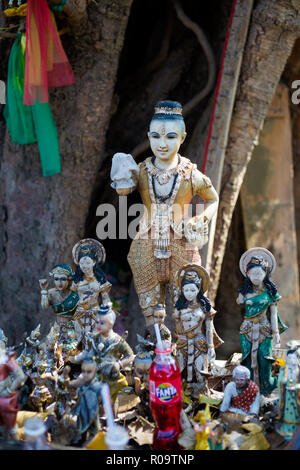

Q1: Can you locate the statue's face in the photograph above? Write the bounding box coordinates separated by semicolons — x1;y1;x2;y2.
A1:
79;255;96;275
134;358;152;388
154;309;166;324
182;282;200;302
54;274;69;291
96;315;113;335
148;119;186;162
287;352;299;368
247;266;266;286
234;373;249;390
82;363;96;383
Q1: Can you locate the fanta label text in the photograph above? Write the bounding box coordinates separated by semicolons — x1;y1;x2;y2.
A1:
156;383;178;402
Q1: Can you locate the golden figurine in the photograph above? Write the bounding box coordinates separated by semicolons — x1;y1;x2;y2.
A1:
110;100;219;327
173;264;223;390
70;239;112;342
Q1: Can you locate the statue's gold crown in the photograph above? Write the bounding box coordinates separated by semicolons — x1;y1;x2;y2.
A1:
154;105;183;115
50;267;71;277
184;271;200;283
80;247;93;255
250;256;268;268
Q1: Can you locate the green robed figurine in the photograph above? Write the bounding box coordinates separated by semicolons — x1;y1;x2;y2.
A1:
236;248;288;395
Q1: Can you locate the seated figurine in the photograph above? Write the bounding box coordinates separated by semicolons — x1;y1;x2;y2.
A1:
0;329;26;438
220;365;260;416
70;306;134;401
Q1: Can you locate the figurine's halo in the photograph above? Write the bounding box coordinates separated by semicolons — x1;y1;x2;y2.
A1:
72;238;106;266
239;247;276;277
174;263;210;293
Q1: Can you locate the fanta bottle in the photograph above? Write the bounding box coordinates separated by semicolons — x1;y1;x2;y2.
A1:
149;340;182;450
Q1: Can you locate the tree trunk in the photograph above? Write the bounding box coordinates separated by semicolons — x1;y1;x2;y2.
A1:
209;0;300;302
0;0;133;342
187;0;254;271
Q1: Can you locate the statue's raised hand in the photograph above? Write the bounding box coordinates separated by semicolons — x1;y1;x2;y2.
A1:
110;153;140;195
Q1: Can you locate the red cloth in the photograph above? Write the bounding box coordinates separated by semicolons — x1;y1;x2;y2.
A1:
231;381;259;413
24;0;75;105
0;357;20;429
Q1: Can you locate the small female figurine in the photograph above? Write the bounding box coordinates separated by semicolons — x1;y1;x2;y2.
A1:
39;263;81;356
173;264;223;388
237;248;288;395
39;264;79;321
71;239;112;341
277;345;300;439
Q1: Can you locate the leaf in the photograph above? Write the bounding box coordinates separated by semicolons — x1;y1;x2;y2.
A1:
128;418;154;446
198;393;222;406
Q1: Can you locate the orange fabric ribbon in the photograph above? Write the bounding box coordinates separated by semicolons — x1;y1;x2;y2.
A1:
24;0;74;105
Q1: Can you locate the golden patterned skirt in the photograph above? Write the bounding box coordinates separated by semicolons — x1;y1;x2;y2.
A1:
127;231;201;295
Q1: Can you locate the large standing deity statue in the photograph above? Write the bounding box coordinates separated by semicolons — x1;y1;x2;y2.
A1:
110;101;219;326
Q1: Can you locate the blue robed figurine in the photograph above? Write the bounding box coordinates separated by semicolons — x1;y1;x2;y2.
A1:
277;343;300;440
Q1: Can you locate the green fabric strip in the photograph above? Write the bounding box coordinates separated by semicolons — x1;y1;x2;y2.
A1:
31;102;61;176
4;34;36;144
4;34;61;177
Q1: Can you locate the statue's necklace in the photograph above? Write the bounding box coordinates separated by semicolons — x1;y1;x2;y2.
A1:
151;157;179;202
151;174;178;202
151;156;179;185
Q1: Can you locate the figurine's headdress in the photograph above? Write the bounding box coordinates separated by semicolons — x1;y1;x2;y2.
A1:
152;100;184;122
154;101;183;116
286;340;300;359
153;304;166;313
72;238;106;266
174;264;210;293
97;305;116;324
49;263;74;279
286;339;300;351
0;328;8;345
239;247;276;278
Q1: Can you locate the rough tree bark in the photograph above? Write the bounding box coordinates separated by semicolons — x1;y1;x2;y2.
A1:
209;0;300;301
0;0;133;342
187;0;254;271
